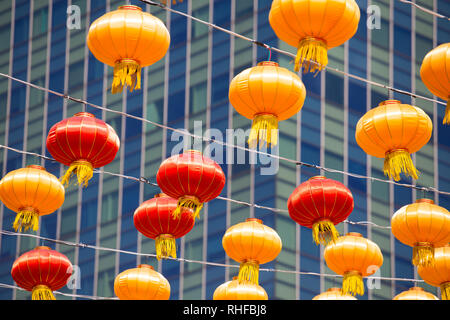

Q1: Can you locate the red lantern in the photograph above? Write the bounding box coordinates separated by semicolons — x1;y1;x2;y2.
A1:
46;112;120;187
156;150;226;220
133;193;195;260
287;176;354;245
11;246;73;300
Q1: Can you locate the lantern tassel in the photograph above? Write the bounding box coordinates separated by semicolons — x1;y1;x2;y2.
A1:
172;196;203;220
111;59;141;94
248;114;278;149
155;234;176;260
443;101;450;125
384;149;419;181
238;260;260;285
295;37;328;74
342;271;364;296
441;282;450;300
412;244;434;267
13;209;39;232
32;285;56;300
312;220;339;246
60;160;94;188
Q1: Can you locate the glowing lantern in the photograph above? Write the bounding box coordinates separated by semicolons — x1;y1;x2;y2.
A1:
229;61;306;148
11;246;73;300
312;287;357;300
355;100;432;181
392;287;439;300
324;232;383;296
46;112;120;188
213;276;269;300
156;150;226;220
417;245;450;300
222;218;282;285
268;0;360;73
0;165;65;232
133;193;195;260
391;199;450;267
114;264;170;300
287;176;354;245
87;5;170;94
420;43;450;124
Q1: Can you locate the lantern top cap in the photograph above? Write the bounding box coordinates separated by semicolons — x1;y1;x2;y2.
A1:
118;5;142;11
257;61;279;67
184;149;202;154
232;276;238;280
26;165;46;171
309;176;327;180
137;264;154;270
34;246;51;250
154;193;169;198
326;287;342;293
409;287;424;291
73;112;95;118
347;232;362;238
379;100;401;106
246;218;263;224
415;198;434;204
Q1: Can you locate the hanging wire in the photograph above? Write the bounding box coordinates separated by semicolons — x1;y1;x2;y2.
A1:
398;0;450;21
0;73;448;200
0;229;424;284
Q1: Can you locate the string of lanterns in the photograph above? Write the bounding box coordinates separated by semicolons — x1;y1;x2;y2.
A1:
1;0;449;300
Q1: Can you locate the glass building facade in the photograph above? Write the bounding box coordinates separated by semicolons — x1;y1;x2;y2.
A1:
0;0;449;300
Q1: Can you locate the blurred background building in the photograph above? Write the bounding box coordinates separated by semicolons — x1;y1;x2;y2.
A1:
0;0;449;300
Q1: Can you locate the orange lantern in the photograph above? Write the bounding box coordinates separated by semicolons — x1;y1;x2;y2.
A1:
418;245;450;300
229;61;306;148
222;218;282;285
355;100;432;181
391;199;450;267
213;277;268;300
114;264;170;300
312;287;357;300
268;0;360;73
420;43;450;124
324;232;383;296
392;287;439;300
87;5;170;94
0;165;65;232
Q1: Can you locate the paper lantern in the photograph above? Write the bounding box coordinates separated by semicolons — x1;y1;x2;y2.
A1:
269;0;360;73
324;232;383;296
355;100;432;181
391;199;450;267
222;218;282;285
420;43;450;124
46;112;120;187
114;264;170;300
312;287;357;300
417;245;450;300
87;5;170;94
392;287;439;300
133;193;195;260
11;246;73;300
0;165;65;232
156;150;226;220
229;61;306;148
287;176;354;245
213;277;268;300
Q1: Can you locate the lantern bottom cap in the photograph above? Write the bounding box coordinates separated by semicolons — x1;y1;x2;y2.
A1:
32;285;56;300
111;59;141;94
248;114;278;150
383;149;419;181
13;208;39;232
311;219;339;246
155;234;177;260
172;196;203;220
342;271;364;296
295;37;328;73
238;260;260;285
61;160;94;188
412;244;434;267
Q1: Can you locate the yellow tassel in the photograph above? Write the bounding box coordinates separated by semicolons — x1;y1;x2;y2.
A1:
155;234;177;260
238;260;259;285
295;37;328;73
13;209;39;232
111;59;141;94
312;220;339;246
31;285;56;300
441;282;450;300
172;196;203;220
248;114;278;149
384;149;419;181
60;160;93;188
342;271;364;296
443;101;450;125
412;244;434;267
